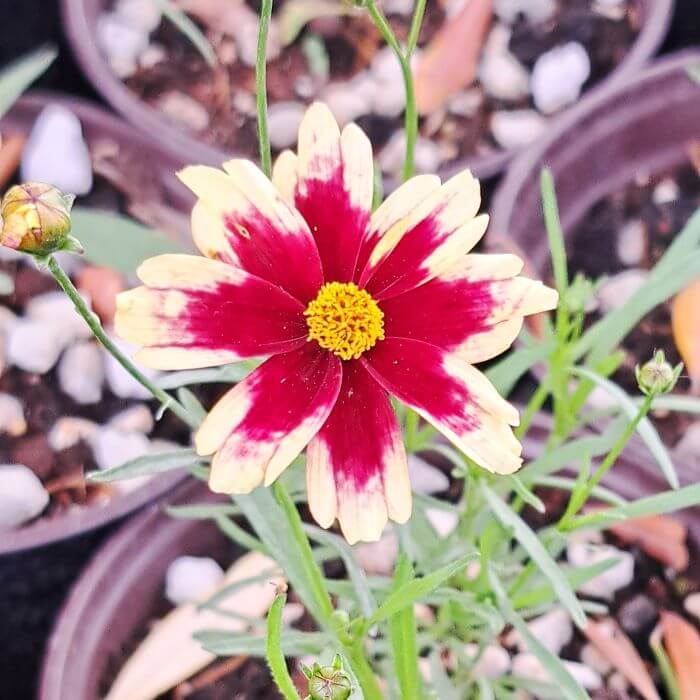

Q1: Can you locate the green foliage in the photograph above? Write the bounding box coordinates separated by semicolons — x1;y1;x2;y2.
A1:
0;45;56;119
266;593;303;700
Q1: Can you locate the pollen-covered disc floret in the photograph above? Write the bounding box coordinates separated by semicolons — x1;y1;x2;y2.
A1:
304;281;385;360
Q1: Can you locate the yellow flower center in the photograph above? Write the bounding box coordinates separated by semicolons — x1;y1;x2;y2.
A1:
304;282;385;360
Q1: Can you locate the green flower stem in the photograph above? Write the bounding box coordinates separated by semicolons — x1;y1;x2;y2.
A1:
366;0;418;182
256;0;274;178
406;0;427;56
46;255;199;430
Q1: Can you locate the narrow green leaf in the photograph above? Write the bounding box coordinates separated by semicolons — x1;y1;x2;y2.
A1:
154;0;217;66
166;502;240;519
0;45;56;118
70;207;183;276
509;475;545;513
428;650;459;700
540;168;568;297
488;567;590;700
215;514;269;555
388;555;423;700
477;678;496;700
572;366;678;489
368;554;473;626
482;484;586;629
176;387;207;424
87;447;201;482
278;0;356;45
266;594;302;700
645;394;700;414
196;629;329;656
157;362;256;389
535;476;626;507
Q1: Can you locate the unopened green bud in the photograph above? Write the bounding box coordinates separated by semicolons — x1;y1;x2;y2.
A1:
563;273;596;315
303;654;352;700
0;182;80;256
635;350;682;396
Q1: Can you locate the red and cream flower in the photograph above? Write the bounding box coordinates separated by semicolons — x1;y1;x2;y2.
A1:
115;103;557;544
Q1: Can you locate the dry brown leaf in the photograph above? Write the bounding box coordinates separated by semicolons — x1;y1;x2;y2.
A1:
609;515;688;572
414;0;493;115
106;552;282;700
671;278;700;394
661;611;700;700
585;618;661;700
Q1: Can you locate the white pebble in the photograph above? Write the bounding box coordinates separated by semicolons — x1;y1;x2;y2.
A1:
323;83;372;126
115;0;162;33
684;592;700;621
531;42;591;115
21;104;93;195
384;0;414;15
158;92;210;132
580;643;612;676
653;177;680;205
109;404;155;434
58;342;104;405
355;532;398;575
90;426;150;471
491;109;546;149
104;334;161;400
567;540;634;599
47;417;99;451
408;455;449;494
6;320;63;373
139;43;167;69
448;89;483;118
465;643;511;679
479;25;530;101
96;11;149;78
513;654;601;691
0;393;26;437
268;102;306;150
617;219;647;266
564;661;603;691
494;0;555;23
26;291;93;347
369;47;409;117
596;269;649;312
165;555;225;605
379;130;441;175
234;12;281;67
426;508;459;537
0;464;49;528
508;608;572;654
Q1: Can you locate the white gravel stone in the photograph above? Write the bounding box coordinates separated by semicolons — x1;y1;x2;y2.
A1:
26;291;93;347
491;109;546;150
268;102;306;150
494;0;556;24
408;454;449;494
58;342;104;405
355;532;398;575
596;269;649;312
426;508;459;537
108;404;155;434
47;417;99;451
0;393;26;437
508;608;573;654
0;464;49;528
21;104;93;195
448;89;483;118
465;643;511;679
567;540;634;599
684;592;700;621
139;43;167;69
369;47;409;117
479;25;530;102
617;219;647;266
379;130;441;175
580;643;612;675
90;426;151;471
384;0;415;15
97;11;149;78
115;0;162;32
653;177;681;205
565;661;603;691
531;42;591;115
158;92;210;132
165;555;225;605
513;654;602;692
6;320;63;373
323;83;372;126
234;12;281;67
104;334;161;400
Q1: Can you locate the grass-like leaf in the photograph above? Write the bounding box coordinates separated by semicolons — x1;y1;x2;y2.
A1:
87;447;202;483
482;483;586;628
0;45;56;119
266;593;302;700
154;0;217;66
157;362;256;389
196;629;329;656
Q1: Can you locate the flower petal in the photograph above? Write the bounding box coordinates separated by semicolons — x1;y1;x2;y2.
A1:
271;149;298;205
293;102;374;282
179;160;323;303
306;361;410;544
363;338;522;474
360;169;485;299
197;344;342;494
382;255;558;362
115;254;307;369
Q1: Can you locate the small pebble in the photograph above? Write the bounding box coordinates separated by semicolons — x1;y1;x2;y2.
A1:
531;42;591;115
6;320;63;373
494;0;555;24
567;540;634;599
0;393;26;437
0;464;50;528
90;426;150;471
47;417;99;452
479;25;530;101
231;90;257;117
96;11;149;77
21;104;93;195
617;219;647;266
115;0;162;33
355;532;398;575
618;594;657;637
491;110;546;150
684;592;700;621
158;92;210;132
234;12;281;67
139;43;167;70
513;654;602;691
580;643;612;676
58;342;104;405
465;643;511;679
26;291;93;347
564;661;603;691
323;83;372;126
379;130;441;175
408;454;449;494
109;404;155;434
447;89;483;118
608;671;630;694
653;177;681;205
596;269;649;312
507;607;572;654
384;0;414;15
104;334;160;400
369;47;408;117
165;555;225;605
268;102;306;150
425;508;459;537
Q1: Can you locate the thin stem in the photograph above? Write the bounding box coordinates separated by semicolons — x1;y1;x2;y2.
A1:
366;1;418;181
345;644;385;699
46;256;199;430
256;0;274;177
515;380;550;439
406;0;427;56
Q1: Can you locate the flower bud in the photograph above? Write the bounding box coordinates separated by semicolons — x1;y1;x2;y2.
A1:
0;182;79;256
303;654;352;700
635;350;683;396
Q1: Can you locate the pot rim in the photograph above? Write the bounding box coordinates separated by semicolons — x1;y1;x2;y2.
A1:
0;90;191;555
39;409;697;700
60;0;674;180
